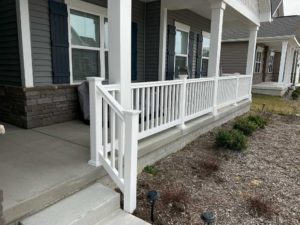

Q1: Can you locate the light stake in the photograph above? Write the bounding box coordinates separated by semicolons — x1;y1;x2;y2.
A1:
147;191;158;222
201;211;216;225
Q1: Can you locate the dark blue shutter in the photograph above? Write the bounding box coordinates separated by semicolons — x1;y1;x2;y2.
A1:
49;0;70;84
196;32;203;78
131;22;138;81
166;25;176;80
188;31;195;77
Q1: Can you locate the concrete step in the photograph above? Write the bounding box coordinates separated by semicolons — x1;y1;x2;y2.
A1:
20;183;119;225
96;209;151;225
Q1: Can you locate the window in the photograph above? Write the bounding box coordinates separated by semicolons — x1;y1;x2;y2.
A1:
268;52;275;73
254;48;263;73
67;1;108;83
174;22;190;77
201;32;210;77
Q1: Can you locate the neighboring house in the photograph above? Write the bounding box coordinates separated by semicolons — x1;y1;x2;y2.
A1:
0;0;271;224
221;0;300;96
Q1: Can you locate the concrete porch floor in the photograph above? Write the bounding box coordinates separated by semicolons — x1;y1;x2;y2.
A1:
252;82;291;96
0;120;102;224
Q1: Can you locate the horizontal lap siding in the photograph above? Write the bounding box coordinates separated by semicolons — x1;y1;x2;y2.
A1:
221;42;248;75
132;0;145;82
29;0;55;86
167;10;211;77
145;1;160;81
0;0;21;86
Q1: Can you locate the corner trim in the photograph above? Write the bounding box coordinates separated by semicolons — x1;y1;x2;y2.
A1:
16;0;34;88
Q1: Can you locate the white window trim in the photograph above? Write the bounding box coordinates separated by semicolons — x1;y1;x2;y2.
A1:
65;0;108;84
174;21;190;77
201;31;210;77
255;47;263;73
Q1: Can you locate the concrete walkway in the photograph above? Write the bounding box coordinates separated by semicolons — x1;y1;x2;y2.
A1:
0;121;101;223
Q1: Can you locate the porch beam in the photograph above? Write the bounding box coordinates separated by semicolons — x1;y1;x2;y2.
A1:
246;26;259;76
108;0;132;109
158;0;168;81
16;0;34;88
278;41;288;84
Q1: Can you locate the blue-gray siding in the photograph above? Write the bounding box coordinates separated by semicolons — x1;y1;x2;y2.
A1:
145;1;161;81
0;0;21;86
220;42;248;75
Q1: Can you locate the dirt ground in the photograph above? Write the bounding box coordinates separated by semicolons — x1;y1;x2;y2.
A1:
134;114;300;225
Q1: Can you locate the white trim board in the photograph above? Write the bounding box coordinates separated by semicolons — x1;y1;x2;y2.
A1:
16;0;34;87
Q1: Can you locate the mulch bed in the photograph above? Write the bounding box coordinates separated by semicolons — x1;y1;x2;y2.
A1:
134;114;300;225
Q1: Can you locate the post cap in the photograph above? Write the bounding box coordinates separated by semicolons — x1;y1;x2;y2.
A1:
178;75;188;80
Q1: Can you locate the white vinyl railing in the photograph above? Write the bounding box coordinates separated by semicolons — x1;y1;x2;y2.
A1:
88;77;139;213
217;75;252;108
131;80;182;139
88;74;252;213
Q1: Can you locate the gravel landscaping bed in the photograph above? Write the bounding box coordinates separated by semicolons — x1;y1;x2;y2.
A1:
134;114;300;225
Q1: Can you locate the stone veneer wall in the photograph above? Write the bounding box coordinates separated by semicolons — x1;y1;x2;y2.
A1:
0;85;80;129
0;190;4;225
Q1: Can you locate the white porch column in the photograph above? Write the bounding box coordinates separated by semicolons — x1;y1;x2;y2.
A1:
278;41;288;84
108;0;132;109
285;47;294;84
246;26;259;75
208;1;226;77
208;1;226;115
158;0;168;81
295;50;300;85
16;0;34;87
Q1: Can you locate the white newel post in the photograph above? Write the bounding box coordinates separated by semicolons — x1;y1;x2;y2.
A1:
87;77;105;167
178;75;188;129
208;1;226;115
158;0;168;81
278;41;288;84
246;26;259;100
108;0;132;109
123;110;140;213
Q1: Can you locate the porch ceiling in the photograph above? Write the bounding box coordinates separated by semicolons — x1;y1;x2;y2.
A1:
165;0;257;28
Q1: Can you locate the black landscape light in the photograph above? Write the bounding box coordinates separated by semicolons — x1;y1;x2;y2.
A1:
201;212;216;225
147;190;158;222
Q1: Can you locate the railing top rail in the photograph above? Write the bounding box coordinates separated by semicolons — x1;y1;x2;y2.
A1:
96;85;125;120
131;79;183;88
219;75;239;80
104;84;120;91
186;77;215;83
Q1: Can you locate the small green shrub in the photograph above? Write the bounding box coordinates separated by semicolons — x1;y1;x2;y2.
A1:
248;114;268;129
216;129;247;151
233;117;259;136
291;90;299;100
143;165;159;175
